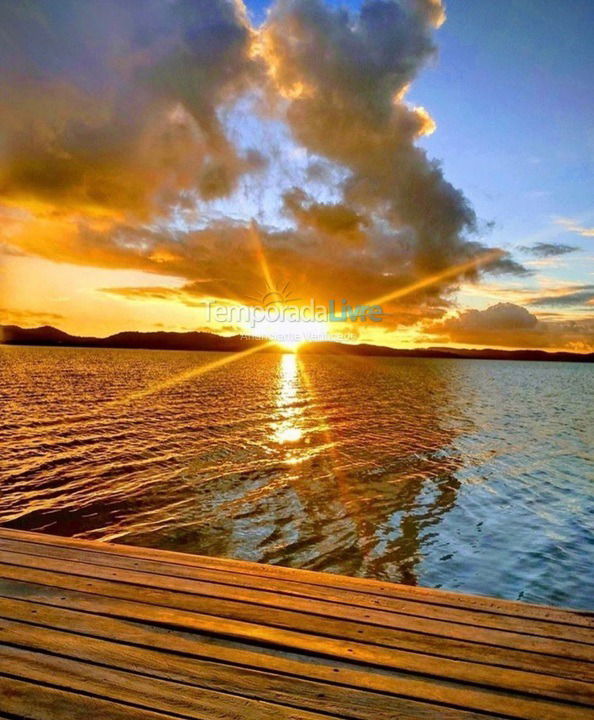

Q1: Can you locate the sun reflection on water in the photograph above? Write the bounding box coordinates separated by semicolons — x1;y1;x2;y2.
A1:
276;426;302;444
2;347;593;607
274;353;305;457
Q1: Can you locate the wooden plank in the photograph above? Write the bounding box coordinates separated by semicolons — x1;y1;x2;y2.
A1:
0;616;505;720
0;535;588;646
0;549;592;682
0;597;585;720
0;574;591;708
0;530;591;720
1;544;592;660
0;675;180;720
0;645;346;720
1;528;590;628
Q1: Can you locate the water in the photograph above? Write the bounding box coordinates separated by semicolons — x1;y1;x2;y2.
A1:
1;345;592;608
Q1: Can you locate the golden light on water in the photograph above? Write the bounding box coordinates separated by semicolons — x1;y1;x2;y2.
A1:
109;341;277;407
276;426;303;443
31;247;508;421
274;353;305;457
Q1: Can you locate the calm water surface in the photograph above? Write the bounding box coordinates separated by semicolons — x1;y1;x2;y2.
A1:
1;346;592;608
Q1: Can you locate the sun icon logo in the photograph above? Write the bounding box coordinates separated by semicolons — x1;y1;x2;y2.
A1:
247;281;301;309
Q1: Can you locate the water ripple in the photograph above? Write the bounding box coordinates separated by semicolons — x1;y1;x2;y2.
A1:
1;346;593;608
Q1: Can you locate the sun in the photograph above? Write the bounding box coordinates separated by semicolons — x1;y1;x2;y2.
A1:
251;317;330;351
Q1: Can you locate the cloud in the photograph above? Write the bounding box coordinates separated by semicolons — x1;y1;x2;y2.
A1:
89;219;450;322
2;200;500;329
0;0;528;337
283;188;369;245
0;243;26;257
259;0;524;283
427;302;594;351
443;303;539;331
0;308;64;326
555;218;594;238
527;285;594;307
0;0;260;218
99;284;207;308
519;242;578;258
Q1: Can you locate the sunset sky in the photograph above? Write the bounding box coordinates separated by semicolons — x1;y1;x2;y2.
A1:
1;0;593;351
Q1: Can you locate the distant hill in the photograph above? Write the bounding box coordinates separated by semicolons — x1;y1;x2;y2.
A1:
2;324;593;363
0;325;264;353
300;341;594;363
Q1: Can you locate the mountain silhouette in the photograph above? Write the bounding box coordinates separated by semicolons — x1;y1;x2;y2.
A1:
1;325;593;363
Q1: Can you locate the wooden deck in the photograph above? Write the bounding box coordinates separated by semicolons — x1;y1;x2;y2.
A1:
0;529;591;720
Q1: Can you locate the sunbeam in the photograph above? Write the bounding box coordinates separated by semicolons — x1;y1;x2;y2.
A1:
108;341;277;408
367;250;504;308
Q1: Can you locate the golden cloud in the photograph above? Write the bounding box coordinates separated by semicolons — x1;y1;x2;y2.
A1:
426;302;594;352
1;0;532;340
0;0;261;219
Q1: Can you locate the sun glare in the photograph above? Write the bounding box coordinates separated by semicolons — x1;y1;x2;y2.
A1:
252;317;330;351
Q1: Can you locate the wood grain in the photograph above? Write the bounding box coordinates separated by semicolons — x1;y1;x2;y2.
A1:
0;536;590;650
1;528;590;627
0;562;592;705
0;528;591;720
0;595;562;720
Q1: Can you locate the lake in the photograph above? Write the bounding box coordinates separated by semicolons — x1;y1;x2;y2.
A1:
1;345;592;608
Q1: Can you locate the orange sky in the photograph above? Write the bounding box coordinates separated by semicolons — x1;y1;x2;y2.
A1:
1;0;593;353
